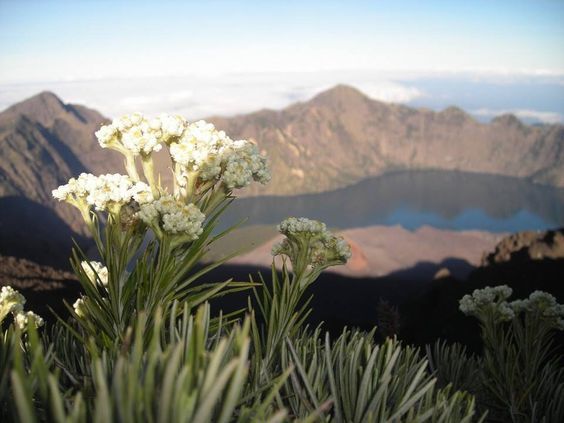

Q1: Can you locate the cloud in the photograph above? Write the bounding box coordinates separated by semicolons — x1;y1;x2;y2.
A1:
356;81;424;103
0;71;559;125
472;108;563;124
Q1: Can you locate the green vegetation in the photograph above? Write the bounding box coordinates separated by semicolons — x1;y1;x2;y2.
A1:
1;114;562;422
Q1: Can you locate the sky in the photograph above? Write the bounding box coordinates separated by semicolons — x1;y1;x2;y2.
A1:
0;0;563;122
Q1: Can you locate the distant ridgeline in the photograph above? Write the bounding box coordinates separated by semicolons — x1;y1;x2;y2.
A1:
0;87;563;266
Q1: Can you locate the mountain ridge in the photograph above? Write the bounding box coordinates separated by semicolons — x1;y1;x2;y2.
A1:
0;86;563;238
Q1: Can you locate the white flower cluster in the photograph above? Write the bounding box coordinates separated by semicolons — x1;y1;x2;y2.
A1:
277;217;327;236
510;291;564;330
81;261;109;286
0;286;43;329
138;195;205;239
95;113;164;156
0;286;25;319
168;120;270;189
272;217;352;270
222;140;271;189
52;173;153;212
14;311;44;330
459;285;515;322
96;114;270;190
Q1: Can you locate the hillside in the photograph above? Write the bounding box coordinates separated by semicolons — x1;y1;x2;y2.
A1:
209;85;564;195
0;92;121;234
0;87;562;267
226;225;503;280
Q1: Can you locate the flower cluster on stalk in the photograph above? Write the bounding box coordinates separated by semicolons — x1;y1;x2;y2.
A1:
459;285;564;329
510;291;564;330
0;286;43;330
53;113;270;242
271;217;352;278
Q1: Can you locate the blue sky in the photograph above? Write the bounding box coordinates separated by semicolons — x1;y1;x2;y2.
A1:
0;0;563;121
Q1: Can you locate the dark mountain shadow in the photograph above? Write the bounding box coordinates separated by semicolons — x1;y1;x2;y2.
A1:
0;196;90;269
202;256;564;352
402;257;564;353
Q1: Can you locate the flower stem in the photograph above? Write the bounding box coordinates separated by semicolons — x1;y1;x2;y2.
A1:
141;155;158;197
124;154;140;181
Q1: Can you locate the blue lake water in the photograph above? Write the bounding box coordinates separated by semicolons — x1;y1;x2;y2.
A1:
221;171;564;232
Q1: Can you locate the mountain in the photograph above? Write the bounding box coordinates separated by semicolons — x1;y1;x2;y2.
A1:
0;91;122;234
209;84;564;195
0;87;563;267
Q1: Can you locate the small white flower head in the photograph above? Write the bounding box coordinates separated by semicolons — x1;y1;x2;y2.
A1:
272;217;352;272
81;261;108;286
159;113;186;142
137;195;205;240
73;298;86;318
97;113;164;156
221;141;271;189
168;120;270;191
277;217;327;236
509;299;529;314
169;120;232;182
53;173;134;214
15;311;44;330
52;173;93;203
0;286;26;322
121;118;163;155
95;123;119;149
459;285;514;322
512;291;564;330
83;173;135;212
128;181;154;205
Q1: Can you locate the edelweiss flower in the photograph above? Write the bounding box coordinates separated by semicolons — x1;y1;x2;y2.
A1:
81;261;109;286
14;311;44;330
278;217;327;236
510;291;564;329
128;181;154;204
222;141;271;189
0;286;43;330
169;120;270;191
272;217;352;273
0;286;25;322
459;285;515;322
159;113;187;142
96;113;163;156
138;195;205;240
84;173;134;211
53;174;153;215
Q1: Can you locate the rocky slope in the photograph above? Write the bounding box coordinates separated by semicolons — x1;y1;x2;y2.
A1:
2;86;563;210
0;92;121;234
481;227;564;265
1;88;562;267
0;255;80;320
210;85;564;195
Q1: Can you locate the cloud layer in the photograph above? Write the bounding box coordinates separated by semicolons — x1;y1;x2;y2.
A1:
0;71;561;124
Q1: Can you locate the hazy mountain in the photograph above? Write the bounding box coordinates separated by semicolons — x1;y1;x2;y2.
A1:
0;87;562;255
209;84;564;195
0;91;121;234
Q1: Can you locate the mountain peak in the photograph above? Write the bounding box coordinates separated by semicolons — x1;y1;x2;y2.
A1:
311;84;369;105
4;91;68;126
491;113;524;127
